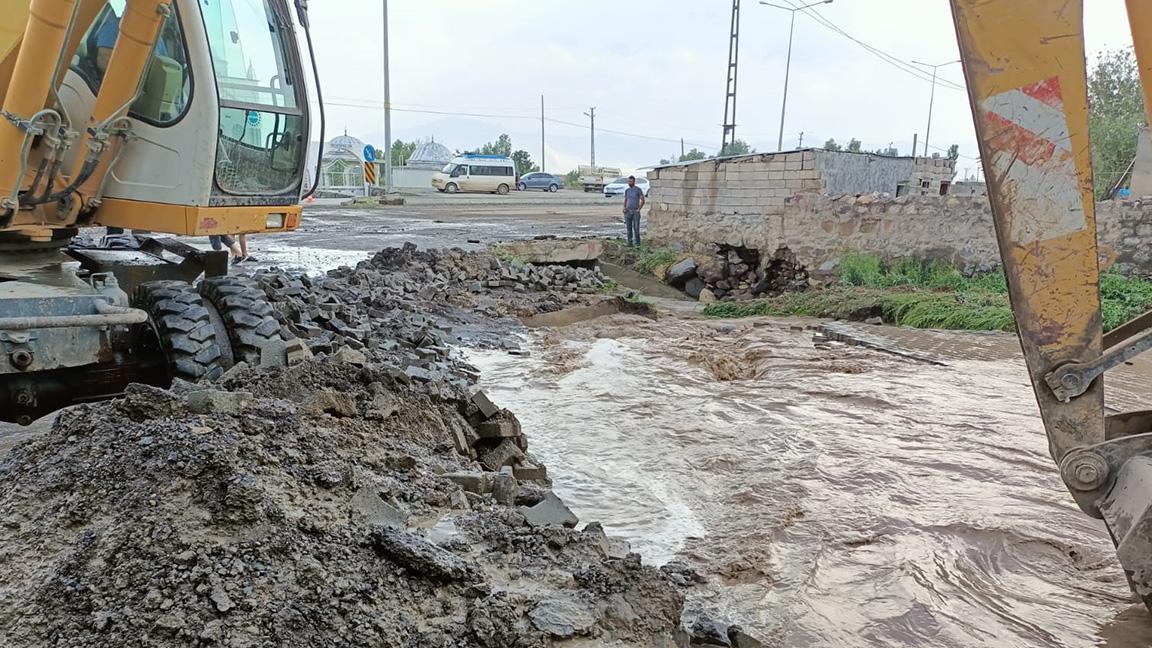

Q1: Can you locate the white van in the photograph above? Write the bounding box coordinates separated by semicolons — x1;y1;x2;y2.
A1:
432;154;517;194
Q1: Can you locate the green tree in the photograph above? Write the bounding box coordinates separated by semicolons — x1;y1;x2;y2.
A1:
846;138;862;153
824;138;842;152
720;139;753;156
1089;49;1146;199
511;150;539;174
946;144;959;161
564;169;581;188
385;140;418;168
679;148;707;162
479;134;513;157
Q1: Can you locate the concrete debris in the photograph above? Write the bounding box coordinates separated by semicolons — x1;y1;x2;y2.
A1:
479;438;525;471
443;471;493;495
529;595;598;638
185;389;253;415
491;469;519;507
350;486;406;528
371;526;480;582
0;242;711;647
476;411;522;438
521;490;579;528
470;389;501;419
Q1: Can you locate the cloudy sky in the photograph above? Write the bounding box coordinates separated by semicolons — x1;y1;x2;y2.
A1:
305;1;1136;178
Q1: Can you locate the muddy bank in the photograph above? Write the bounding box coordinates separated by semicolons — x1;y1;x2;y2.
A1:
0;246;719;648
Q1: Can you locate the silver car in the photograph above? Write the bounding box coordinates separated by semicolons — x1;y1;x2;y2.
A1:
603;176;649;197
516;172;563;192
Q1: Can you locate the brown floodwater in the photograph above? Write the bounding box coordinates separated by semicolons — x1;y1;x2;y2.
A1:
469;315;1152;647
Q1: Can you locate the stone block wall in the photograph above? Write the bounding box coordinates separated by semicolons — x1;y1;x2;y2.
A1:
645;181;1152;277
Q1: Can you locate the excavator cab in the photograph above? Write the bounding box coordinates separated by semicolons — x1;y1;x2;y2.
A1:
0;0;321;423
951;0;1152;613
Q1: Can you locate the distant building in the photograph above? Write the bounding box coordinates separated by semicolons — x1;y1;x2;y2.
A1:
306;132;369;197
405;139;453;170
651;149;957;201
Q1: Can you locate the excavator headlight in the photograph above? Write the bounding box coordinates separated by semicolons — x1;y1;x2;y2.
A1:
265;213;286;229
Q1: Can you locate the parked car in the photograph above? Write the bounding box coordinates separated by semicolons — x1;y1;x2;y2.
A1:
603;176;649;197
517;172;563;192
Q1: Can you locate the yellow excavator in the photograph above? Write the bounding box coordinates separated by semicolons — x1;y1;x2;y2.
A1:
0;0;322;424
952;0;1152;612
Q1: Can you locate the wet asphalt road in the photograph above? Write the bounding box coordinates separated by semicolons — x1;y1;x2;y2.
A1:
233;194;631;273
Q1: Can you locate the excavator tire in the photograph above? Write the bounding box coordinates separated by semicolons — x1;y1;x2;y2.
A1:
197;276;288;369
134;280;226;382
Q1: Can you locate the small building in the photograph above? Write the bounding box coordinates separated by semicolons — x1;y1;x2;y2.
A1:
649;149;957;204
393;139;453;189
314;132;370;197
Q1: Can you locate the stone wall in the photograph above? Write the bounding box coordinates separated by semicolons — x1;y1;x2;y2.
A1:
645;184;1152;277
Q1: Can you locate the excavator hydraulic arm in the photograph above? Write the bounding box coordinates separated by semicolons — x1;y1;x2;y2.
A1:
952;0;1152;610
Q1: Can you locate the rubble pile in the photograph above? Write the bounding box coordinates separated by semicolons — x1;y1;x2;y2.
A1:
253;243;612;361
664;245;809;303
0;354;690;647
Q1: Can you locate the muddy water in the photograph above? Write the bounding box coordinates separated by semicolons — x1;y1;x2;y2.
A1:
470;315;1152;647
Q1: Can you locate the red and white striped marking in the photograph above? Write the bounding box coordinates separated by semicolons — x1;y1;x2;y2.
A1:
979;76;1086;245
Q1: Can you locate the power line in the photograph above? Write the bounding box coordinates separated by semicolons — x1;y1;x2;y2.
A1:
781;0;966;91
323;99;716;150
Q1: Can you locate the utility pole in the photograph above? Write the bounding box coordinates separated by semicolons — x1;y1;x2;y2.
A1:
584;107;596;166
760;0;833;151
798;131;804;148
911;59;960;156
681;138;685;160
382;0;392;193
721;0;740;154
540;95;545;172
912;133;918;158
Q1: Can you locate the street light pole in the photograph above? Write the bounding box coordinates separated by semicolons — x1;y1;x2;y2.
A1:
760;0;832;152
911;59;960;157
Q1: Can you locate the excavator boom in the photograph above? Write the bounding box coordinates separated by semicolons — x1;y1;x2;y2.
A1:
953;0;1152;609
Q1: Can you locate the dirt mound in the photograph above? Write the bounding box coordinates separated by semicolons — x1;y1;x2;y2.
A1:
0;356;687;647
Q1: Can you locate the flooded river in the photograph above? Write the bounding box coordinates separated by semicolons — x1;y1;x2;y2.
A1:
470;314;1152;647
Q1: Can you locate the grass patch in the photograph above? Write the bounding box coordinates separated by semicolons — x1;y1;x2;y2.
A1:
602;240;682;277
703;253;1152;333
490;246;526;266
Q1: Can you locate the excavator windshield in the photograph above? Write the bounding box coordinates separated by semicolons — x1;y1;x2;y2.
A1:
199;0;306;197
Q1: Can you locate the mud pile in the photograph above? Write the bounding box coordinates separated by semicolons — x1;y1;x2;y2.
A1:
0;351;690;647
254;243;613;362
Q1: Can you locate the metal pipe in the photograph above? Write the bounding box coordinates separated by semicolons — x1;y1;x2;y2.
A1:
0;302;148;330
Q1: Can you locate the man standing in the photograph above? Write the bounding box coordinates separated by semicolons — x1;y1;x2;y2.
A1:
622;175;646;247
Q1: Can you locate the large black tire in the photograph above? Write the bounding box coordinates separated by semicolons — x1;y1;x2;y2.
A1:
134;280;225;382
198;276;287;368
497;184;510;195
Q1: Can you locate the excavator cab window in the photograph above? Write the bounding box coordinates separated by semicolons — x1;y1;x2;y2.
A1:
71;0;192;125
199;0;305;197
